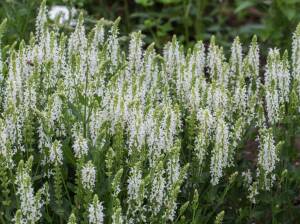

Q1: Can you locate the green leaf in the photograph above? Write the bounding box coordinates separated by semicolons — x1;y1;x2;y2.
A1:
0;19;7;38
277;1;296;20
179;201;190;217
285;0;300;3
281;7;296;20
234;1;255;13
158;0;182;4
135;0;154;7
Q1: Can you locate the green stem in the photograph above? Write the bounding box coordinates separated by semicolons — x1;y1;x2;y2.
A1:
8;169;16;198
0;213;5;224
61;168;72;204
83;68;89;138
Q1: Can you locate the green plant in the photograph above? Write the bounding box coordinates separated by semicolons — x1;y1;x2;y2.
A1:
1;2;300;223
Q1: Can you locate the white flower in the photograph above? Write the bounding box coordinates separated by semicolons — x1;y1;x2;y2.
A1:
49;140;63;165
50;95;62;126
265;89;279;125
88;195;104;224
81;161;96;191
73;133;89;159
36;1;47;41
127;32;143;75
194;131;208;168
264;48;291;118
207;37;227;85
292;24;300;80
242;169;253;186
196;108;214;138
193;41;206;77
112;208;124;224
206;84;228;116
149;162;165;215
232;84;247;113
127;166;142;203
93;20;105;46
247;181;259;204
89;109;106;146
0;121;9;159
257;128;278;190
230;36;243;78
107;19;120;68
210;117;230;185
15;158;46;223
127;164;146;223
48;6;76;25
163;39;179;79
67;213;77;224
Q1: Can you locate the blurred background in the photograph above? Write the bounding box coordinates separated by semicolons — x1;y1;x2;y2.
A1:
1;0;300;55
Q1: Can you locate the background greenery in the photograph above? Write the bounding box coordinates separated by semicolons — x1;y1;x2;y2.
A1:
1;0;300;55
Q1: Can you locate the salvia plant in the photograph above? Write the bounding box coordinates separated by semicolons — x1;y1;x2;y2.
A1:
1;1;300;223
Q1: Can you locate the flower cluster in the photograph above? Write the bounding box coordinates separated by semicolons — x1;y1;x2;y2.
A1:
81;161;96;191
1;1;299;223
14;157;48;223
88;195;105;224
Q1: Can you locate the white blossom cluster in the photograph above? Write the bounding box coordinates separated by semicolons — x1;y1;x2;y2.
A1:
88;194;105;224
257;129;279;190
2;1;300;223
14;157;48;223
81;161;96;191
49;140;63;165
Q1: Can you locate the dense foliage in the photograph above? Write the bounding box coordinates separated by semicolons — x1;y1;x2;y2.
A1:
1;1;300;224
1;0;300;52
